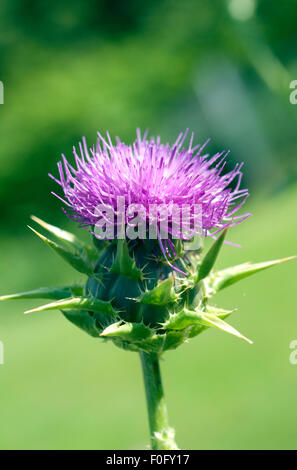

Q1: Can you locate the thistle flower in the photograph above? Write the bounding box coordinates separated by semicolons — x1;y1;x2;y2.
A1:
1;129;294;451
49;130;250;271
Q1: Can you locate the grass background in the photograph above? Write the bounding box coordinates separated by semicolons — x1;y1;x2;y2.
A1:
0;187;296;450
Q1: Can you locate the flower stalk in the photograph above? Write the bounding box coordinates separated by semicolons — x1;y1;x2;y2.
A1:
140;351;178;450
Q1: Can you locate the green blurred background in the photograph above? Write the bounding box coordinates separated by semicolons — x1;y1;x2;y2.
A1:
0;0;297;450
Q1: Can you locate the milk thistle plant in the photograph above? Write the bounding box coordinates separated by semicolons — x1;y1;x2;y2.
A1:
1;129;294;450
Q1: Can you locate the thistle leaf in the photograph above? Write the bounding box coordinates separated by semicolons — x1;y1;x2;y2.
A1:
163;330;189;351
138;276;179;306
138;334;167;353
206;256;296;294
61;309;101;337
24;296;118;316
31;215;97;260
100;321;152;341
199;312;252;344
197;228;228;282
205;305;236;320
163;307;251;343
163;307;204;330
28;226;96;278
111;239;142;279
0;285;83;301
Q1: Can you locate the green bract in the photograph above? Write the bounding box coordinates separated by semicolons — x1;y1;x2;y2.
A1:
1;216;294;355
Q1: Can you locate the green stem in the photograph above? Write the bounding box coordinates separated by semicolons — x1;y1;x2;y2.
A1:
139;351;178;450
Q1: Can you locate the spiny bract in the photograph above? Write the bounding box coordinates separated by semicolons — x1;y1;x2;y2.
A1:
0;131;293;354
1;216;292;354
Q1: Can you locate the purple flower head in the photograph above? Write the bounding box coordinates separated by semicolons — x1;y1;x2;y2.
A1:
50;129;250;271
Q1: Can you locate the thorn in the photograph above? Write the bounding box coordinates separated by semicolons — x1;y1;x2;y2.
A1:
279;256;296;263
24;308;38;314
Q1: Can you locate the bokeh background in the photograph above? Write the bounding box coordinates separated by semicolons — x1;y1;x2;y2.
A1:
0;0;297;450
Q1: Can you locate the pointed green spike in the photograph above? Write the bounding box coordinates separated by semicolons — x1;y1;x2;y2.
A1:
111;239;142;279
199;312;252;344
100;321;152;341
206;256;296;295
0;285;83;301
205;305;236;320
24;296;118;316
163;307;251;343
31;215;97;260
197;228;228;282
28;226;97;278
61;309;101;337
138;276;179;306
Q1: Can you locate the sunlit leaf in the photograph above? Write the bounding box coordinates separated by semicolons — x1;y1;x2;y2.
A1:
206;256;296;294
24;296;117;316
197;228;228;282
28;226;97;278
0;285;83;301
31;215;97;260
